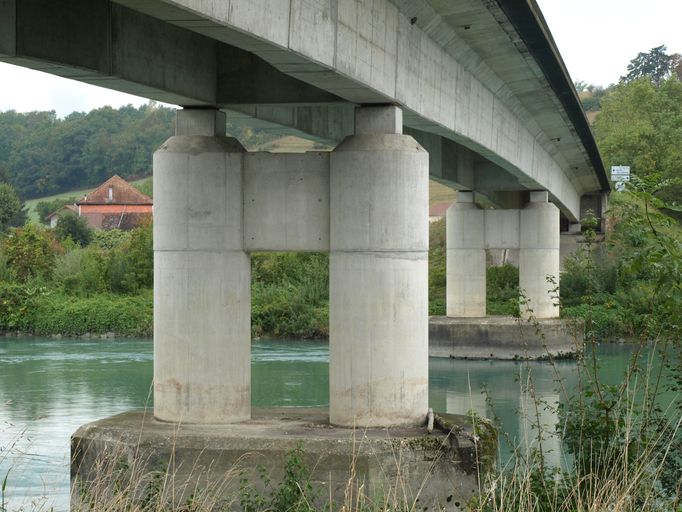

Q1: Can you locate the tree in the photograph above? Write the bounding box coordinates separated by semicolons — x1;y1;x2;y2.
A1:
0;103;174;198
0;182;22;232
36;197;77;224
621;45;677;87
594;77;682;204
55;212;92;246
2;223;61;281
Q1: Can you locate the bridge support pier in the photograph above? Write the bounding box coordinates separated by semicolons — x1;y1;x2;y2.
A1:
445;191;560;320
435;191;574;359
153;109;251;423
446;191;486;318
329;106;429;427
519;191;560;319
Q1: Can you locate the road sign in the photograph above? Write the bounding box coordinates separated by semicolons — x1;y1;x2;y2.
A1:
611;165;630;182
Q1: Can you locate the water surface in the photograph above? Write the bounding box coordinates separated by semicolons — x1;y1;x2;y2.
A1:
0;337;672;511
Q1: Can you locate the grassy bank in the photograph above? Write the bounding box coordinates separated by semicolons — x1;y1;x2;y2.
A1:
0;286;153;337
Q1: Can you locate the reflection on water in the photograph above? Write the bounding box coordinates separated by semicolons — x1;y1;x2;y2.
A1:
0;337;665;511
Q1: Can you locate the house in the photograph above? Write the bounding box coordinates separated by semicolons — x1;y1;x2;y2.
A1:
429;202;452;223
46;175;152;230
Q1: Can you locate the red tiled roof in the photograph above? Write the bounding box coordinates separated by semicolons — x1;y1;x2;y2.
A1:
77;175;152;205
45;204;77;220
429;202;452;217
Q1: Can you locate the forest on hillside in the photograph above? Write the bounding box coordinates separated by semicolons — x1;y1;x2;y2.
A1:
0;103;174;199
0;102;283;201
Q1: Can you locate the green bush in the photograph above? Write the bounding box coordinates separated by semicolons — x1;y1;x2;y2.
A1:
563;303;626;340
251;252;328;339
428;218;446;315
2;223;61;281
487;264;519;316
0;281;46;330
0;250;11;282
124;222;153;289
0;282;152;335
91;228;131;250
30;291;152;336
0;182;22;232
561;245;617;307
53;247;108;296
54;212;93;246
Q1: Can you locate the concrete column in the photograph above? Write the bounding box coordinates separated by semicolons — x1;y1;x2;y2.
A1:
153;108;250;423
329;106;429;427
446;192;486;317
568;222;581;234
519;191;560;319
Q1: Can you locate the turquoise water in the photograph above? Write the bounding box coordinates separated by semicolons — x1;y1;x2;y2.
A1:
0;338;673;511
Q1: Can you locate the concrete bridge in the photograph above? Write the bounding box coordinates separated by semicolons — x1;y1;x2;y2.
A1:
4;0;606;505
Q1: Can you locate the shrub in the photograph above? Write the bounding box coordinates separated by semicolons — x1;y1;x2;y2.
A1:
53;247;107;296
0;183;22;232
2;223;61;281
91;228;131;250
428;218;446;315
54;212;92;246
0;250;10;282
0;281;45;331
125;222;153;289
251;252;328;338
563;303;626;340
30;291;152;336
561;245;617;307
487;264;519;315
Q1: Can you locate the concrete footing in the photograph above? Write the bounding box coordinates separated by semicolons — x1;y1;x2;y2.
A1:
71;409;495;512
429;316;583;360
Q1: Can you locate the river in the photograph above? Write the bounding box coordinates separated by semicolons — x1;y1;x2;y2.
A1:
0;337;671;511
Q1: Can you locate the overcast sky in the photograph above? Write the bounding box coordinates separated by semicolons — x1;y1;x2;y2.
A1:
0;0;680;117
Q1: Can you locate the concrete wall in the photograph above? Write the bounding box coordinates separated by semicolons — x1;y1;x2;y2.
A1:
244;152;330;252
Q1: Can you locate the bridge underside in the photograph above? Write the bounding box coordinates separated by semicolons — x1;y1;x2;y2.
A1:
1;0;608;222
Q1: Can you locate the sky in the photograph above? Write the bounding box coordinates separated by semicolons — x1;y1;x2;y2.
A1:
536;0;682;87
0;0;680;117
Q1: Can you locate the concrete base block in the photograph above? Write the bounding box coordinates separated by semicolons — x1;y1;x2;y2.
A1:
429;316;583;360
72;409;493;512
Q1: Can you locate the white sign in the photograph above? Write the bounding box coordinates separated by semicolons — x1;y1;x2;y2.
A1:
615;181;626;192
611;165;630;182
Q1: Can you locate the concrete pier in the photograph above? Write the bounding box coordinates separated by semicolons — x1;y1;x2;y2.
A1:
72;409;494;512
445;190;561;321
446;192;486;318
153;109;251;423
329;106;429;427
153;105;431;428
429;316;583;360
519;191;560;319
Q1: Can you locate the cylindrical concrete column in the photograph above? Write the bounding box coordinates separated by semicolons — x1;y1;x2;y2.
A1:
446;192;486;317
153;109;250;423
519;191;560;319
329;106;429;427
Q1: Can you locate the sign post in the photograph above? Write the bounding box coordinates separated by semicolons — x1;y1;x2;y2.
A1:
610;165;630;192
